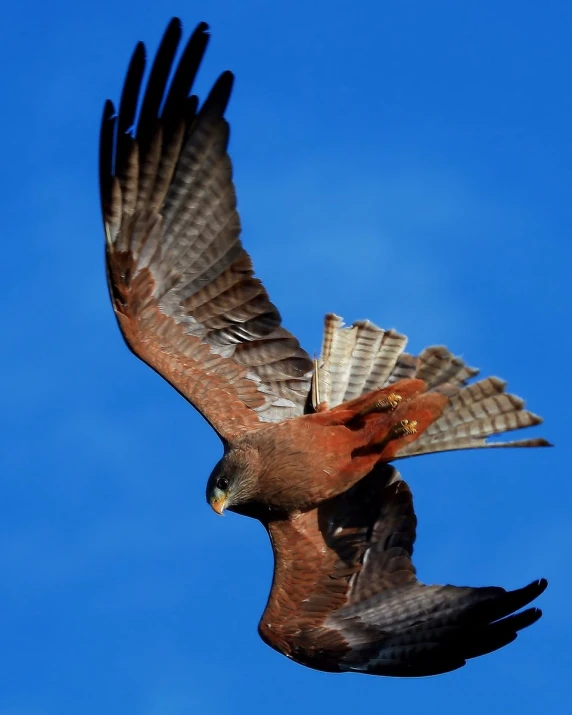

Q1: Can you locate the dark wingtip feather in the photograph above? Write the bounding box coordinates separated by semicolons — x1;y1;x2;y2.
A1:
115;41;146;177
99;99;116;217
491;578;548;620
102;98;115;120
202;70;235;116
119;41;146;136
167;16;183;32
516;578;548;605
518;606;543;629
160;20;212;129
462;607;543;661
136;18;183;151
99;99;116;150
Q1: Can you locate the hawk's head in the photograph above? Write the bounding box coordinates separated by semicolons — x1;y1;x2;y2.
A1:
206;444;260;515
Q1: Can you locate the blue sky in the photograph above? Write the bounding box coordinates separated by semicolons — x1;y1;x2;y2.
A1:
0;0;569;713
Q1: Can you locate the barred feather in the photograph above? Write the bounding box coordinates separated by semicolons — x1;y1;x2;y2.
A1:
314;314;549;454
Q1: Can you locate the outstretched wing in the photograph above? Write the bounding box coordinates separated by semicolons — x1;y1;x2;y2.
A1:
258;471;388;672
259;464;547;676
101;19;313;442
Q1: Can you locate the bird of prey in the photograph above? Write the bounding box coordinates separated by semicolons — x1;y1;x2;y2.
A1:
100;18;549;676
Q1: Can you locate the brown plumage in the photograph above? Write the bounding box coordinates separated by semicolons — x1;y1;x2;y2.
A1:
101;18;549;676
258;466;547;676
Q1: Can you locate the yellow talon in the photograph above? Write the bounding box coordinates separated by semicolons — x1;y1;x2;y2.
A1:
372;419;419;452
392;419;418;437
356;393;403;418
382;393;402;411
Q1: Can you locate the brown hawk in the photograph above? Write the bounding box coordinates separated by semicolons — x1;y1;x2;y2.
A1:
100;18;549;676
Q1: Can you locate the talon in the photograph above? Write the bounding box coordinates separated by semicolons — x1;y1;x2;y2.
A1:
355;393;402;418
389;419;418;438
373;419;418;451
383;393;403;411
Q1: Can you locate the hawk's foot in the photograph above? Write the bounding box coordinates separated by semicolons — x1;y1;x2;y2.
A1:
355;393;402;419
373;419;418;450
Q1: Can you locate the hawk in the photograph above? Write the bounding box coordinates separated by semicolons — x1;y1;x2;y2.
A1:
100;18;549;676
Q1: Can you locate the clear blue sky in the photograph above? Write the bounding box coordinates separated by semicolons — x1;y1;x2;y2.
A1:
1;1;569;713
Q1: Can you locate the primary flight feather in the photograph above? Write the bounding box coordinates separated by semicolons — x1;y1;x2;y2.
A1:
101;18;549;676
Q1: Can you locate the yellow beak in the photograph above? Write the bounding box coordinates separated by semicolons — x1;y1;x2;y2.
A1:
210;497;226;516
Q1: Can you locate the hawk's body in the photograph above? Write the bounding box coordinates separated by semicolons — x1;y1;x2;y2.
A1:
101;18;549;676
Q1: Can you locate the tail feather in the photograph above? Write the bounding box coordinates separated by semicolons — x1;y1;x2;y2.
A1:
414;346;479;388
314;314;550;455
423;393;527;436
446;376;506;408
324;320;360;407
362;329;408;394
385;352;417;384
320;315;408;404
400;409;545;458
345;321;385;400
399;435;549;457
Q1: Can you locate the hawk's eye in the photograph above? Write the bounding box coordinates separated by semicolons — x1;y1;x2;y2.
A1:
216;477;229;491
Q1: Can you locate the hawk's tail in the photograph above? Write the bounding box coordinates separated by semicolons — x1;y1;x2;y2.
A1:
313;314;550;457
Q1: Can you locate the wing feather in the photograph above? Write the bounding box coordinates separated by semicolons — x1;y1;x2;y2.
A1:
102;19;313;441
259;465;547;676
